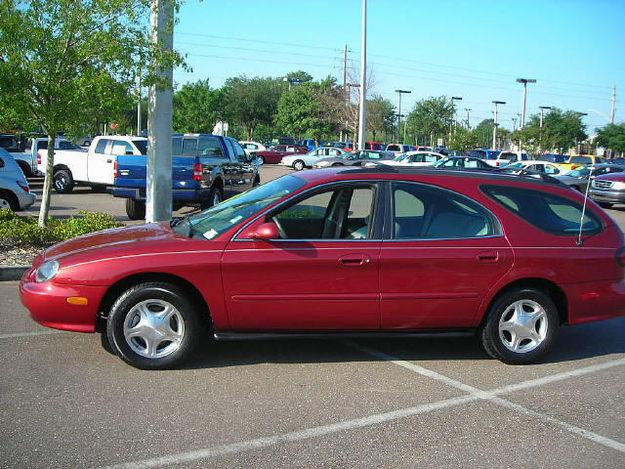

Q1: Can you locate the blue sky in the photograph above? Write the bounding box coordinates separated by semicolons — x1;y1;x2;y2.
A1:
174;0;625;133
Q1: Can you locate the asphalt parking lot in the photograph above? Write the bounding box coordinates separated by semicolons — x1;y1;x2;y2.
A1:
3;165;625;468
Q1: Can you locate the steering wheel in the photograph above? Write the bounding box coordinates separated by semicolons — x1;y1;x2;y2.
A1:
272;217;287;239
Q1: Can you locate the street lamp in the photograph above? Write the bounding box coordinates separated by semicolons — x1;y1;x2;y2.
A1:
451;96;462;134
492;100;506;150
516;78;536;129
394;89;411;143
539;106;552;128
464;108;472;129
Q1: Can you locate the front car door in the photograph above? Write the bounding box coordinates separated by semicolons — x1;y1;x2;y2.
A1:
380;181;514;329
221;181;384;330
87;138;114;185
225;138;255;191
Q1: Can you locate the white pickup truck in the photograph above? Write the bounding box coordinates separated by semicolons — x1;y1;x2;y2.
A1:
38;135;147;193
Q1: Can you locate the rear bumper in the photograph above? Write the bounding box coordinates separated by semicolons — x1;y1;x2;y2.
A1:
565;278;625;325
18;192;36;209
589;188;625;203
19;270;106;333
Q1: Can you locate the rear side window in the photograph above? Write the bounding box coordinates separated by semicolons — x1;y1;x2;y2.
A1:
482;185;602;235
95;139;109;154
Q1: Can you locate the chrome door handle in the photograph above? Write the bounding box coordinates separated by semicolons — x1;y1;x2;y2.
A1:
338;254;371;266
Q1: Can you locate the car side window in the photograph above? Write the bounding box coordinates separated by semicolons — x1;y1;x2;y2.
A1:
544;165;559;175
198;137;224;158
392;182;496;239
111;141;133;155
95;139;109;154
182;138;198;156
271;185;376;240
172;137;182;155
232;140;247;161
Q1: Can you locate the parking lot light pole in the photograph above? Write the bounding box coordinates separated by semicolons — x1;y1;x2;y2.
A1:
450;96;462;141
357;0;367;150
395;89;411;143
492;100;506;149
516;78;536;129
539;106;552;128
465;108;472;129
146;0;174;223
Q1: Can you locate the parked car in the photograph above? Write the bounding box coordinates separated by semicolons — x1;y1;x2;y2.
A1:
589;171;625;208
541;153;568;163
281;147;347;170
559;154;605;171
386;143;412;154
299;139;318;151
505;160;564;175
0;149;36;211
324;141;352;152
314;150;394;168
365;141;386;151
382;151;445;167
553;164;625;193
474;149;529;167
239;141;267;157
20;165;625;369
113;134;260;220
434;156;494;170
255;145;308;164
37;135;147;193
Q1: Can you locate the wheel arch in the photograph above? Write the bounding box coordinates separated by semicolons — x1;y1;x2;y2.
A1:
96;272;211;333
0;188;18;210
53;163;71;173
16;159;31;175
480;277;568;327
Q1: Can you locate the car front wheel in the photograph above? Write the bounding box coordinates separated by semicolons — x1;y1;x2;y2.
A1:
106;282;204;369
480;288;559;365
53;169;75;193
292;160;305;171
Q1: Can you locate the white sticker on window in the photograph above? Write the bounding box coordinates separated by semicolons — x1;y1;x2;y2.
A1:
203;228;218;240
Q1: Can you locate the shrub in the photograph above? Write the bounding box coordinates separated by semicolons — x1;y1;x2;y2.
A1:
0;209;123;248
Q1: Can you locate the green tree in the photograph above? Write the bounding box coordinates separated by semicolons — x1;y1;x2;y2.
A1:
173;79;225;133
285;70;313;84
448;126;481;153
0;0;182;226
596;123;625;154
405;96;455;146
223;76;282;140
514;108;587;153
367;95;395;141
274;83;330;140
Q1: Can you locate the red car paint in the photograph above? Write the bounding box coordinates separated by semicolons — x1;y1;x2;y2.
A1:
255;145;308;164
20;168;625;336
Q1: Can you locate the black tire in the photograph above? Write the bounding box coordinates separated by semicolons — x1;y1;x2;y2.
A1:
292;160;305;171
125;198;146;220
0;190;18;211
599;202;613;209
106;282;205;369
17;161;32;178
100;331;116;355
332;163;343;167
253;176;261;187
53;168;75;193
201;185;223;210
259;156;265;164
480;288;559;365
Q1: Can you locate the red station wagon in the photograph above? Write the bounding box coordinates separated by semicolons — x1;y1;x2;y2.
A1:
20;167;625;369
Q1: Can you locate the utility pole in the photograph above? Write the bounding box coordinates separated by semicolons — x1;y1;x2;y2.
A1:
341;45;348;142
465;108;472;129
357;0;367;150
136;73;142;136
450;96;462;142
146;0;174;223
512;116;518;132
395;89;411;143
516;78;536;129
492;100;505;149
610;84;616;124
539;105;552;128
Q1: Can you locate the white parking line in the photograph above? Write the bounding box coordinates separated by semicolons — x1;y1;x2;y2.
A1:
0;330;63;339
347;341;625;454
103;349;625;468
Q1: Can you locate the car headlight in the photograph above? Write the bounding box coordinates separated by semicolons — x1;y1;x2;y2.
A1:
611;181;625;190
36;260;59;283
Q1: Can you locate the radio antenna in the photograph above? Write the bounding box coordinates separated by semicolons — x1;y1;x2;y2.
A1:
577;166;594;247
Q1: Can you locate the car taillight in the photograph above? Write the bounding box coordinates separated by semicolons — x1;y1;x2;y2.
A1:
495;161;500;167
37;151;41;165
193;162;203;182
113;160;118;178
16;181;29;193
616;247;625;267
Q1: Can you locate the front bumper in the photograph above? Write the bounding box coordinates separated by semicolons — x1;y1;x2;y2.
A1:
19;269;107;333
589;188;625;203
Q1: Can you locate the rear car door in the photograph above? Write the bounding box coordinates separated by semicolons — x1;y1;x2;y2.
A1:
222;181;384;330
380;181;514;329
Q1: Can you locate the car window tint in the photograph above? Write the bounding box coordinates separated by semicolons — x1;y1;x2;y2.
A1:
58;141;78;150
111;141;133;155
231;140;246;161
182;138;198;156
482;185;602;235
172;137;182;155
392;182;495;239
272;186;375;240
94;139;108;154
544;165;559;174
199;137;224;158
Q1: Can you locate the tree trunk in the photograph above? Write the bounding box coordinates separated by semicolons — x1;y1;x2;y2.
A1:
38;133;56;227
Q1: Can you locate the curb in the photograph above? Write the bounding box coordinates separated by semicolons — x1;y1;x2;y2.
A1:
0;266;30;282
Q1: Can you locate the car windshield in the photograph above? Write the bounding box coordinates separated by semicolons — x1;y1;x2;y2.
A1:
564;168;590;178
507;162;524;169
570;156;591;164
393;153;408;162
175;175;306;240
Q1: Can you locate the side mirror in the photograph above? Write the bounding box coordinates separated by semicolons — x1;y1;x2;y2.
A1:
249;222;279;240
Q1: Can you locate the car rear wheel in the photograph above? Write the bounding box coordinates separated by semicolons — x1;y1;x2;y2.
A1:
53;168;75;193
201;185;223;210
106;282;204;369
292;160;305;171
125;199;146;220
480;288;559;364
0;190;18;211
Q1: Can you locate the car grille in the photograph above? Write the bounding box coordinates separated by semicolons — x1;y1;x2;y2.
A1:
593;180;613;190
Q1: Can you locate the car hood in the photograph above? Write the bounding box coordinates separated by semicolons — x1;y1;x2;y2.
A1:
594;172;625;182
43;222;177;262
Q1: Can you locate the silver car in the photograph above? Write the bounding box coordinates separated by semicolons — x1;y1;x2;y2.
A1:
0;148;36;211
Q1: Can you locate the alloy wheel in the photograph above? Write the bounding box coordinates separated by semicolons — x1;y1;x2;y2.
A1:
498;299;548;353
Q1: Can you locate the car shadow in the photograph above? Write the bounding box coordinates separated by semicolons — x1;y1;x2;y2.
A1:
179;317;625;370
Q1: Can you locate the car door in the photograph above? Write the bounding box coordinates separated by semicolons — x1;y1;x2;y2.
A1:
226;138;255;191
87;138;115;185
380;181;514;329
221;182;383;330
